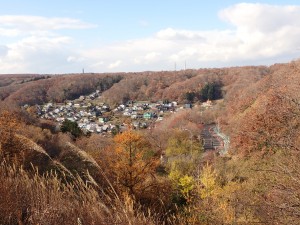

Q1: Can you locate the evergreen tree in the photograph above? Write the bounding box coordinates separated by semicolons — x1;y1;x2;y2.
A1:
199;82;222;101
60;119;83;138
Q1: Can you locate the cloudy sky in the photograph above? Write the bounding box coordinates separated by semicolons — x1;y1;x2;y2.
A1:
0;0;300;73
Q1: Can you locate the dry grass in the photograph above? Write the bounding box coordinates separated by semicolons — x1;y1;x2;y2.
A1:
0;159;156;225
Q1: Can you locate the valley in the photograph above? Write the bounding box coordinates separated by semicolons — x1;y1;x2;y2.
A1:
0;61;300;224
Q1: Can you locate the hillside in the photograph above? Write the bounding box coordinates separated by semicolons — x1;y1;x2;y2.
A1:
0;61;300;224
0;73;123;106
0;66;268;107
222;61;300;155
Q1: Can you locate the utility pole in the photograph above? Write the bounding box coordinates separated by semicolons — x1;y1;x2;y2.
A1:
174;62;177;71
185;60;186;70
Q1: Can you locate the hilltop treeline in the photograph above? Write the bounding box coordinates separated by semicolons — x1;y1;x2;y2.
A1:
0;73;123;106
0;66;268;106
101;67;268;104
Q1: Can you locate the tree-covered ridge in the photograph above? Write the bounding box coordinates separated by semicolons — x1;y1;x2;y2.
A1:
0;66;267;106
0;73;123;105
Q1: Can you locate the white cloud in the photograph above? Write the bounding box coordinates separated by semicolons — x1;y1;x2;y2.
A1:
67;56;86;63
2;3;300;73
0;35;78;73
145;52;161;61
0;28;21;37
156;28;205;41
219;3;300;33
90;61;104;69
134;52;161;65
0;15;96;73
81;3;300;72
0;15;96;39
108;60;122;69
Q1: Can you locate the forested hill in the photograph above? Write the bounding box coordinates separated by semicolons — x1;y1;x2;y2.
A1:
0;65;269;106
220;61;300;156
0;73;123;106
2;62;299;155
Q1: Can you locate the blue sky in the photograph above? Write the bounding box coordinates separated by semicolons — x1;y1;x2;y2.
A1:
0;0;300;73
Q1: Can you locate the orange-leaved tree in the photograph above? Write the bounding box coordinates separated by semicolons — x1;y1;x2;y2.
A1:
110;130;159;197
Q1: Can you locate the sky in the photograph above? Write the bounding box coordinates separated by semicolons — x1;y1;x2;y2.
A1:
1;0;300;73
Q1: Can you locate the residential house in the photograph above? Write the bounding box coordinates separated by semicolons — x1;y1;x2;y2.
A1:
184;103;193;109
143;112;154;119
202;99;212;108
98;117;109;124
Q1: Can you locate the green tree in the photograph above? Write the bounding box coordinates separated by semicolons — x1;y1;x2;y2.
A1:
60;119;83;138
199;82;222;101
111;124;120;136
185;91;196;103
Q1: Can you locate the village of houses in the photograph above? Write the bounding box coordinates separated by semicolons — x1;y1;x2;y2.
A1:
35;90;213;135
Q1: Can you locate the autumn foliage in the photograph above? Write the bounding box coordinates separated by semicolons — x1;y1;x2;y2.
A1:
109;131;159;195
1;61;300;224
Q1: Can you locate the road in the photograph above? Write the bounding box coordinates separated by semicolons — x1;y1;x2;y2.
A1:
200;124;225;153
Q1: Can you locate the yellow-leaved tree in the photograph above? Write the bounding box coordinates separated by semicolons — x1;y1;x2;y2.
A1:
196;163;251;224
165;129;202;205
198;163;220;199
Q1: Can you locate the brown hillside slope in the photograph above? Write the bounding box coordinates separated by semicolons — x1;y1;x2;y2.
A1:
0;73;123;105
57;141;107;187
101;67;268;104
0;66;268;106
223;61;300;156
0;133;74;179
